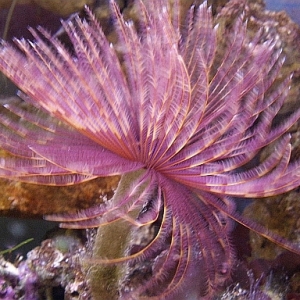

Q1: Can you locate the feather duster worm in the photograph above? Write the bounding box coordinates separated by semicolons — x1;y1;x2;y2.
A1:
0;0;300;298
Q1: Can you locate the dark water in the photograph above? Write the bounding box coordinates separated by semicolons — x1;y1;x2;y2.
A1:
0;217;56;257
265;0;300;24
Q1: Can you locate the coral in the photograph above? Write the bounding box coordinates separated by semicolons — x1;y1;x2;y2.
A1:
0;230;89;299
0;0;300;299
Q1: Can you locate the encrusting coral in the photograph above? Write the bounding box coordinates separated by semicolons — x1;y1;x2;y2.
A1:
0;0;300;299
